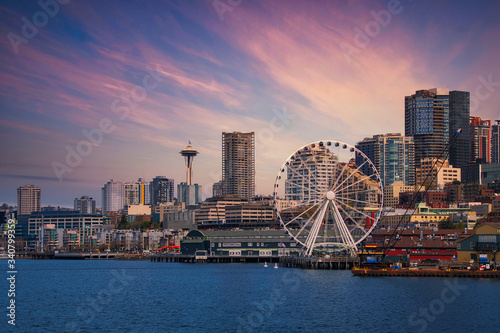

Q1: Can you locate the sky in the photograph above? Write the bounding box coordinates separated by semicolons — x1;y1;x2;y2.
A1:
1;0;500;208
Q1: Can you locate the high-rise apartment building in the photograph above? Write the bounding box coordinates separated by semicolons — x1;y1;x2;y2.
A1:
405;89;449;167
222;132;255;199
124;181;141;206
449;91;471;168
150;176;174;206
74;196;96;214
470;117;491;163
356;133;415;186
492;121;500;163
101;179;124;214
17;185;41;215
138;178;150;205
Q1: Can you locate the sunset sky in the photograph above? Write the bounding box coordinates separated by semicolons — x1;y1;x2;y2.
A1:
1;0;500;207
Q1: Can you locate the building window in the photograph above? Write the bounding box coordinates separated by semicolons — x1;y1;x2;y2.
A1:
470;242;475;250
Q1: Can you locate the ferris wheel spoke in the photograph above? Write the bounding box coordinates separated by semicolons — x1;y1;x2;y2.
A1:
329;200;357;255
279;200;320;212
283;204;320;227
330;154;354;190
335;195;376;207
304;201;329;256
293;200;324;239
335;175;374;193
285;166;321;199
333;159;369;192
328;201;347;246
335;201;367;230
283;179;323;197
336;188;379;196
334;198;377;223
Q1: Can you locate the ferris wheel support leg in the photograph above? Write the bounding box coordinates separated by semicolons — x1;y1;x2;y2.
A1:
331;201;357;257
304;201;328;256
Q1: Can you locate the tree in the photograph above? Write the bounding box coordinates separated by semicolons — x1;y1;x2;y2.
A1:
141;220;152;230
1;203;9;209
117;214;128;229
439;218;454;229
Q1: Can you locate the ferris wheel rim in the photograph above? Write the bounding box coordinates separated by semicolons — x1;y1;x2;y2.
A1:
273;140;384;254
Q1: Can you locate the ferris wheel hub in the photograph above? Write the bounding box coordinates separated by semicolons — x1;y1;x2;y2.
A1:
326;191;335;200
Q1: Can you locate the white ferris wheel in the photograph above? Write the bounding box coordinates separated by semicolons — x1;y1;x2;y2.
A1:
273;140;383;256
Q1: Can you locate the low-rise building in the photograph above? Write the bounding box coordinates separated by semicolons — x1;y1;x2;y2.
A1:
379;203;451;229
154;202;185;222
383;181;415;207
416;158;461;190
181;229;303;257
457;223;500;263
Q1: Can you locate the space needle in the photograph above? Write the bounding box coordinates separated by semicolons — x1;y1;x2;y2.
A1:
180;141;199;185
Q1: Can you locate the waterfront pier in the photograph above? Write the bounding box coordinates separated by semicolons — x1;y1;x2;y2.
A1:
151;253;358;269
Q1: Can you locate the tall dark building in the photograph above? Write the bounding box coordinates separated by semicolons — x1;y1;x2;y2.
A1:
470;117;491;163
356;133;415;186
449;90;470;168
405;89;449;167
150;176;174;206
222;132;255;199
492;120;500;163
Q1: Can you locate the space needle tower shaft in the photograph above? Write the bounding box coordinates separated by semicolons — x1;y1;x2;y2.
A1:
180;141;199;185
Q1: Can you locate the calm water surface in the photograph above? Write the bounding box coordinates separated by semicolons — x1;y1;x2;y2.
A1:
1;260;499;333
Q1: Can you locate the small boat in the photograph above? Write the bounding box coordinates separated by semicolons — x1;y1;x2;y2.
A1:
274;263;278;269
264;262;268;267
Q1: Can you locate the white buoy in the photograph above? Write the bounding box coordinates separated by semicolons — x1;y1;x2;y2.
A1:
274;263;278;269
264;262;268;267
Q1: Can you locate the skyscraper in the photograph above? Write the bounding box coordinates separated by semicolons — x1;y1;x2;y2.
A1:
492;121;500;163
405;89;449;167
74;196;96;214
355;133;415;186
17;185;41;215
449;91;471;168
222;132;255;199
470;117;491;163
101;179;124;213
150;176;174;206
